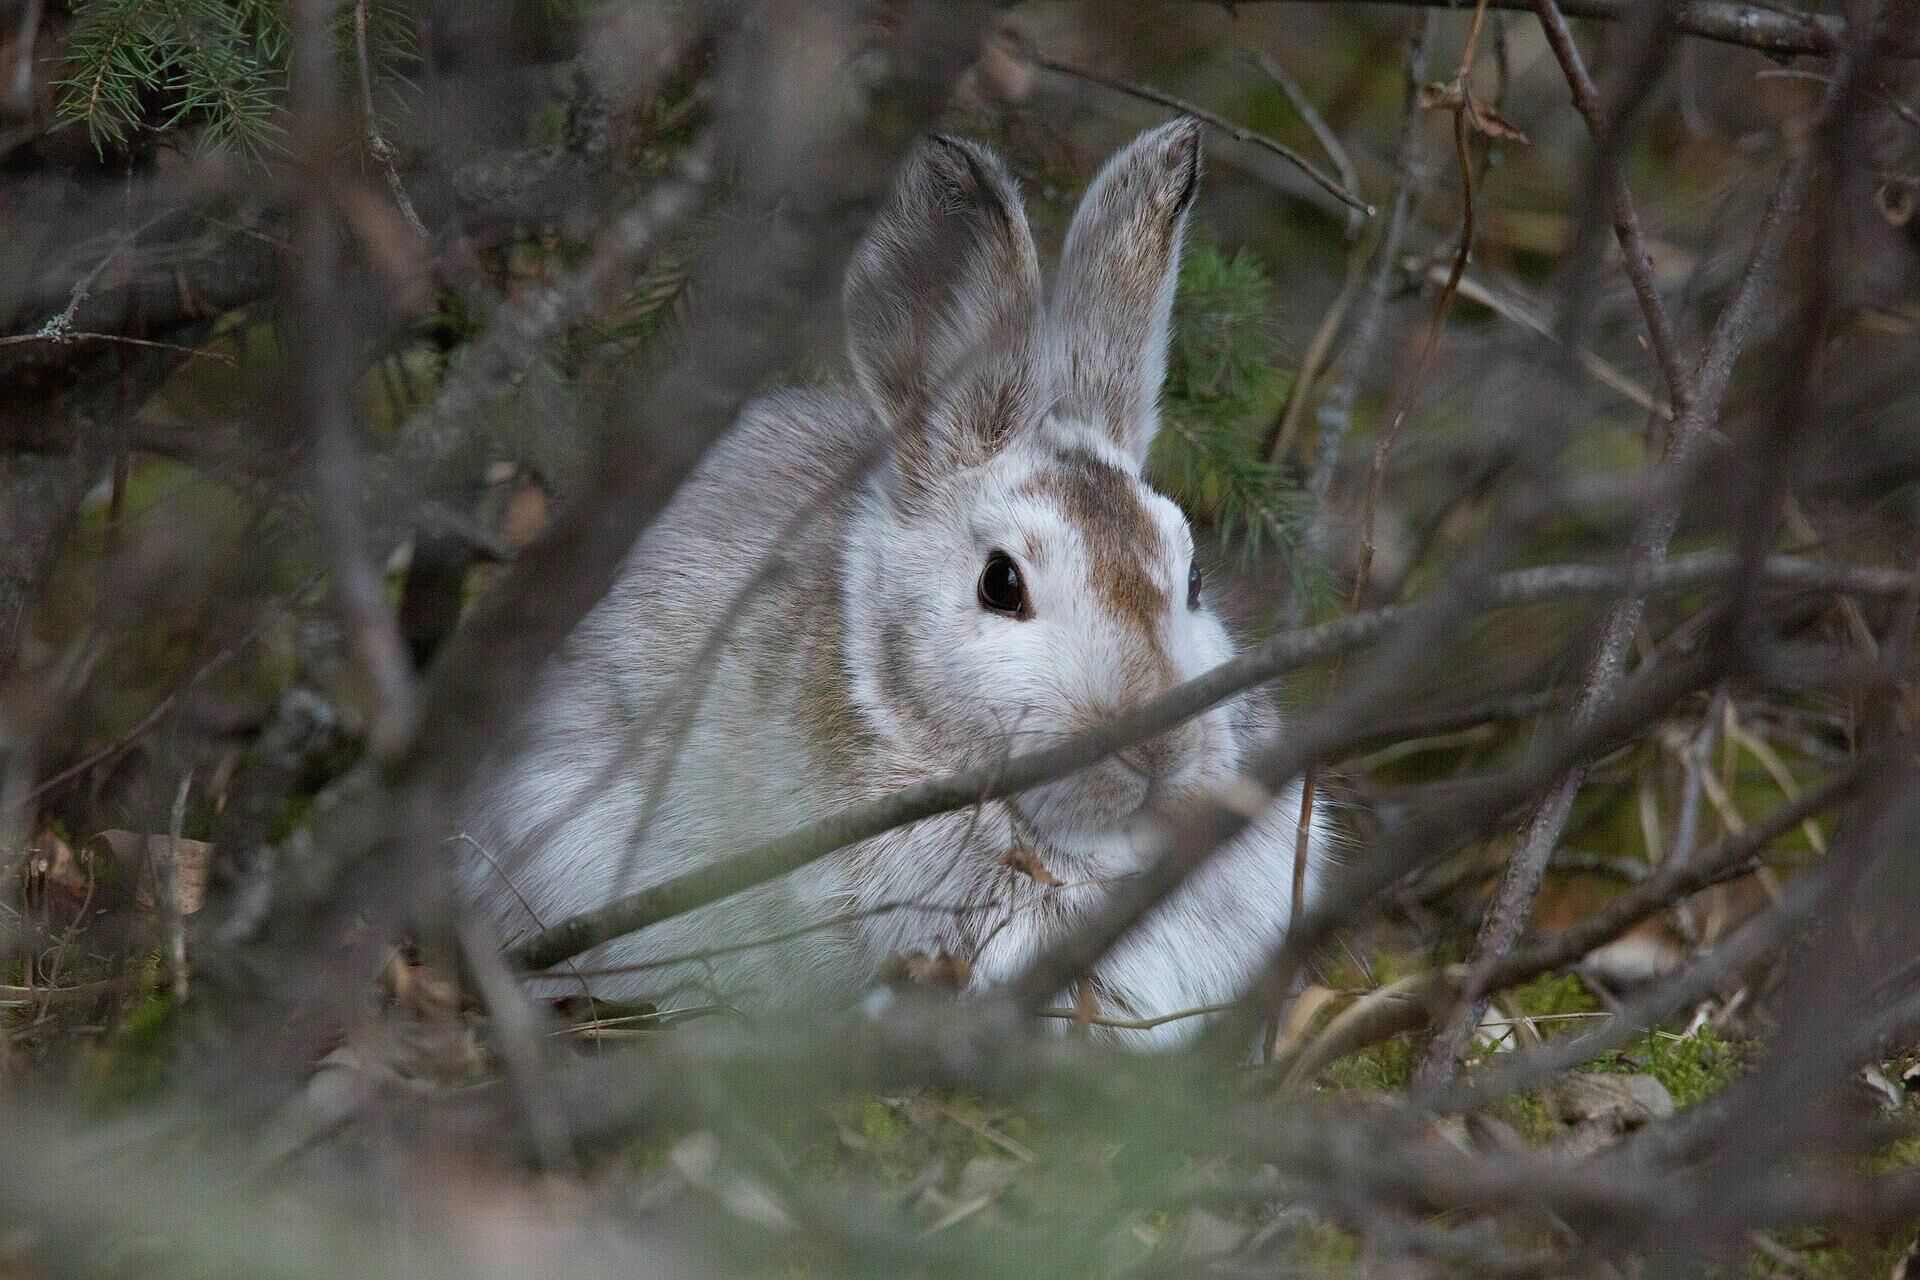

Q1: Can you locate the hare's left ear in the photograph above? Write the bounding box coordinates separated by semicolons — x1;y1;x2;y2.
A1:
1045;118;1201;463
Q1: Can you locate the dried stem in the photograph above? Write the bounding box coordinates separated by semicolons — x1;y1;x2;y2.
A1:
1416;30;1851;1085
1030;54;1372;217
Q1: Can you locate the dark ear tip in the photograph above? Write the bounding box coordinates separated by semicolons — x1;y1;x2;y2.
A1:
1167;115;1204;148
1164;117;1203;215
916;133;1019;226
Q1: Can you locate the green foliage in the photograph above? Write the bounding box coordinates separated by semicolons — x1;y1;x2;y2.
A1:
1506;971;1603;1022
1319;1035;1417;1092
1606;1026;1752;1109
81;988;180;1109
58;0;283;152
54;0;419;155
1154;239;1315;582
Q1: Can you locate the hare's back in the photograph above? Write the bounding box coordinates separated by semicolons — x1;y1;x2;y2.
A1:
651;387;876;573
564;385;876;696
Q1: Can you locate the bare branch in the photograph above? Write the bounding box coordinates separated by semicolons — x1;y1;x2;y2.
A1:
511;551;1910;972
1164;0;1867;59
1029;53;1373;217
1417;62;1836;1084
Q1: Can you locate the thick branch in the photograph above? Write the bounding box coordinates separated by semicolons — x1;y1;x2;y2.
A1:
1416;87;1826;1083
510;552;1910;972
1282;764;1866;1085
1531;0;1691;415
1166;0;1865;58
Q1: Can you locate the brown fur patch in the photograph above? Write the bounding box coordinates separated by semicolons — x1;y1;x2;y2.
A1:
787;562;879;794
876;617;948;743
1026;450;1173;676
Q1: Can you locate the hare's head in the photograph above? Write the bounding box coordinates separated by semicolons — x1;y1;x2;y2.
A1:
839;120;1249;848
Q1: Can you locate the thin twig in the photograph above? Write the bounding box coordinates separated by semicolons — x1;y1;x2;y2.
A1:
294;0;419;764
456;919;576;1173
1304;15;1435;558
0;331;237;363
1348;0;1493;603
1030;54;1372;217
6;0;42;111
1531;0;1691;418
1163;0;1860;59
1414;44;1836;1087
353;0;429;241
1407;255;1670;420
1266;237;1368;465
1;209;173;349
1247;48;1365;238
161;773;192;1002
15;595;298;809
511;551;1909;972
1034;1001;1236;1032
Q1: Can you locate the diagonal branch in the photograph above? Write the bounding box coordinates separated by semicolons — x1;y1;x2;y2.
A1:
1029;54;1372;217
1415;24;1858;1084
1531;0;1692;417
1160;0;1870;59
509;551;1911;972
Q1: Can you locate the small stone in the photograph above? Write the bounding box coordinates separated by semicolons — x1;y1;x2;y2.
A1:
1548;1072;1675;1131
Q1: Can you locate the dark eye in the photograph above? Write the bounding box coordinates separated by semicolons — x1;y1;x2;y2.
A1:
978;551;1027;617
1186;561;1202;611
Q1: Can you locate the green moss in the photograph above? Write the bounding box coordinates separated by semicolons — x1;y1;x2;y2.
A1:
1319;1036;1417;1093
853;1097;908;1148
1287;1218;1362;1277
81;988;176;1109
1868;1130;1920;1176
1592;1027;1752;1109
1507;972;1603;1022
1489;1090;1561;1145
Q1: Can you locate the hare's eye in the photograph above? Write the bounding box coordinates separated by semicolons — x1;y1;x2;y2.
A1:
1187;562;1203;611
978;551;1028;618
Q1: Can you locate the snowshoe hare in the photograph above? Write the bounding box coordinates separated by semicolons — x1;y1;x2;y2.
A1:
462;119;1329;1043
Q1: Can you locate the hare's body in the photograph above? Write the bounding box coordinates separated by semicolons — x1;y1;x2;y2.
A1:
463;122;1330;1041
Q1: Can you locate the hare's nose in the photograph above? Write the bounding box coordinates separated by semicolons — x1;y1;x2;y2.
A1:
1120;722;1198;784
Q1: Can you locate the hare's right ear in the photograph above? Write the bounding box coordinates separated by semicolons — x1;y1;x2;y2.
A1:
844;136;1041;456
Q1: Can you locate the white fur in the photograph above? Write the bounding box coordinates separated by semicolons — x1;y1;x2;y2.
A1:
459;122;1331;1044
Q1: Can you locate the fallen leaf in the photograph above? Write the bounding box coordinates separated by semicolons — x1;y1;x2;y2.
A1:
385;951;463;1022
999;841;1062;887
24;827;87;907
1698;871;1770;946
1465;97;1530;144
88;831;213;917
1417;81;1530;144
500;477;550;549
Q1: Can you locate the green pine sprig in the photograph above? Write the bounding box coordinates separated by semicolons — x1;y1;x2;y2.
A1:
1153;238;1315;584
54;0;419;156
